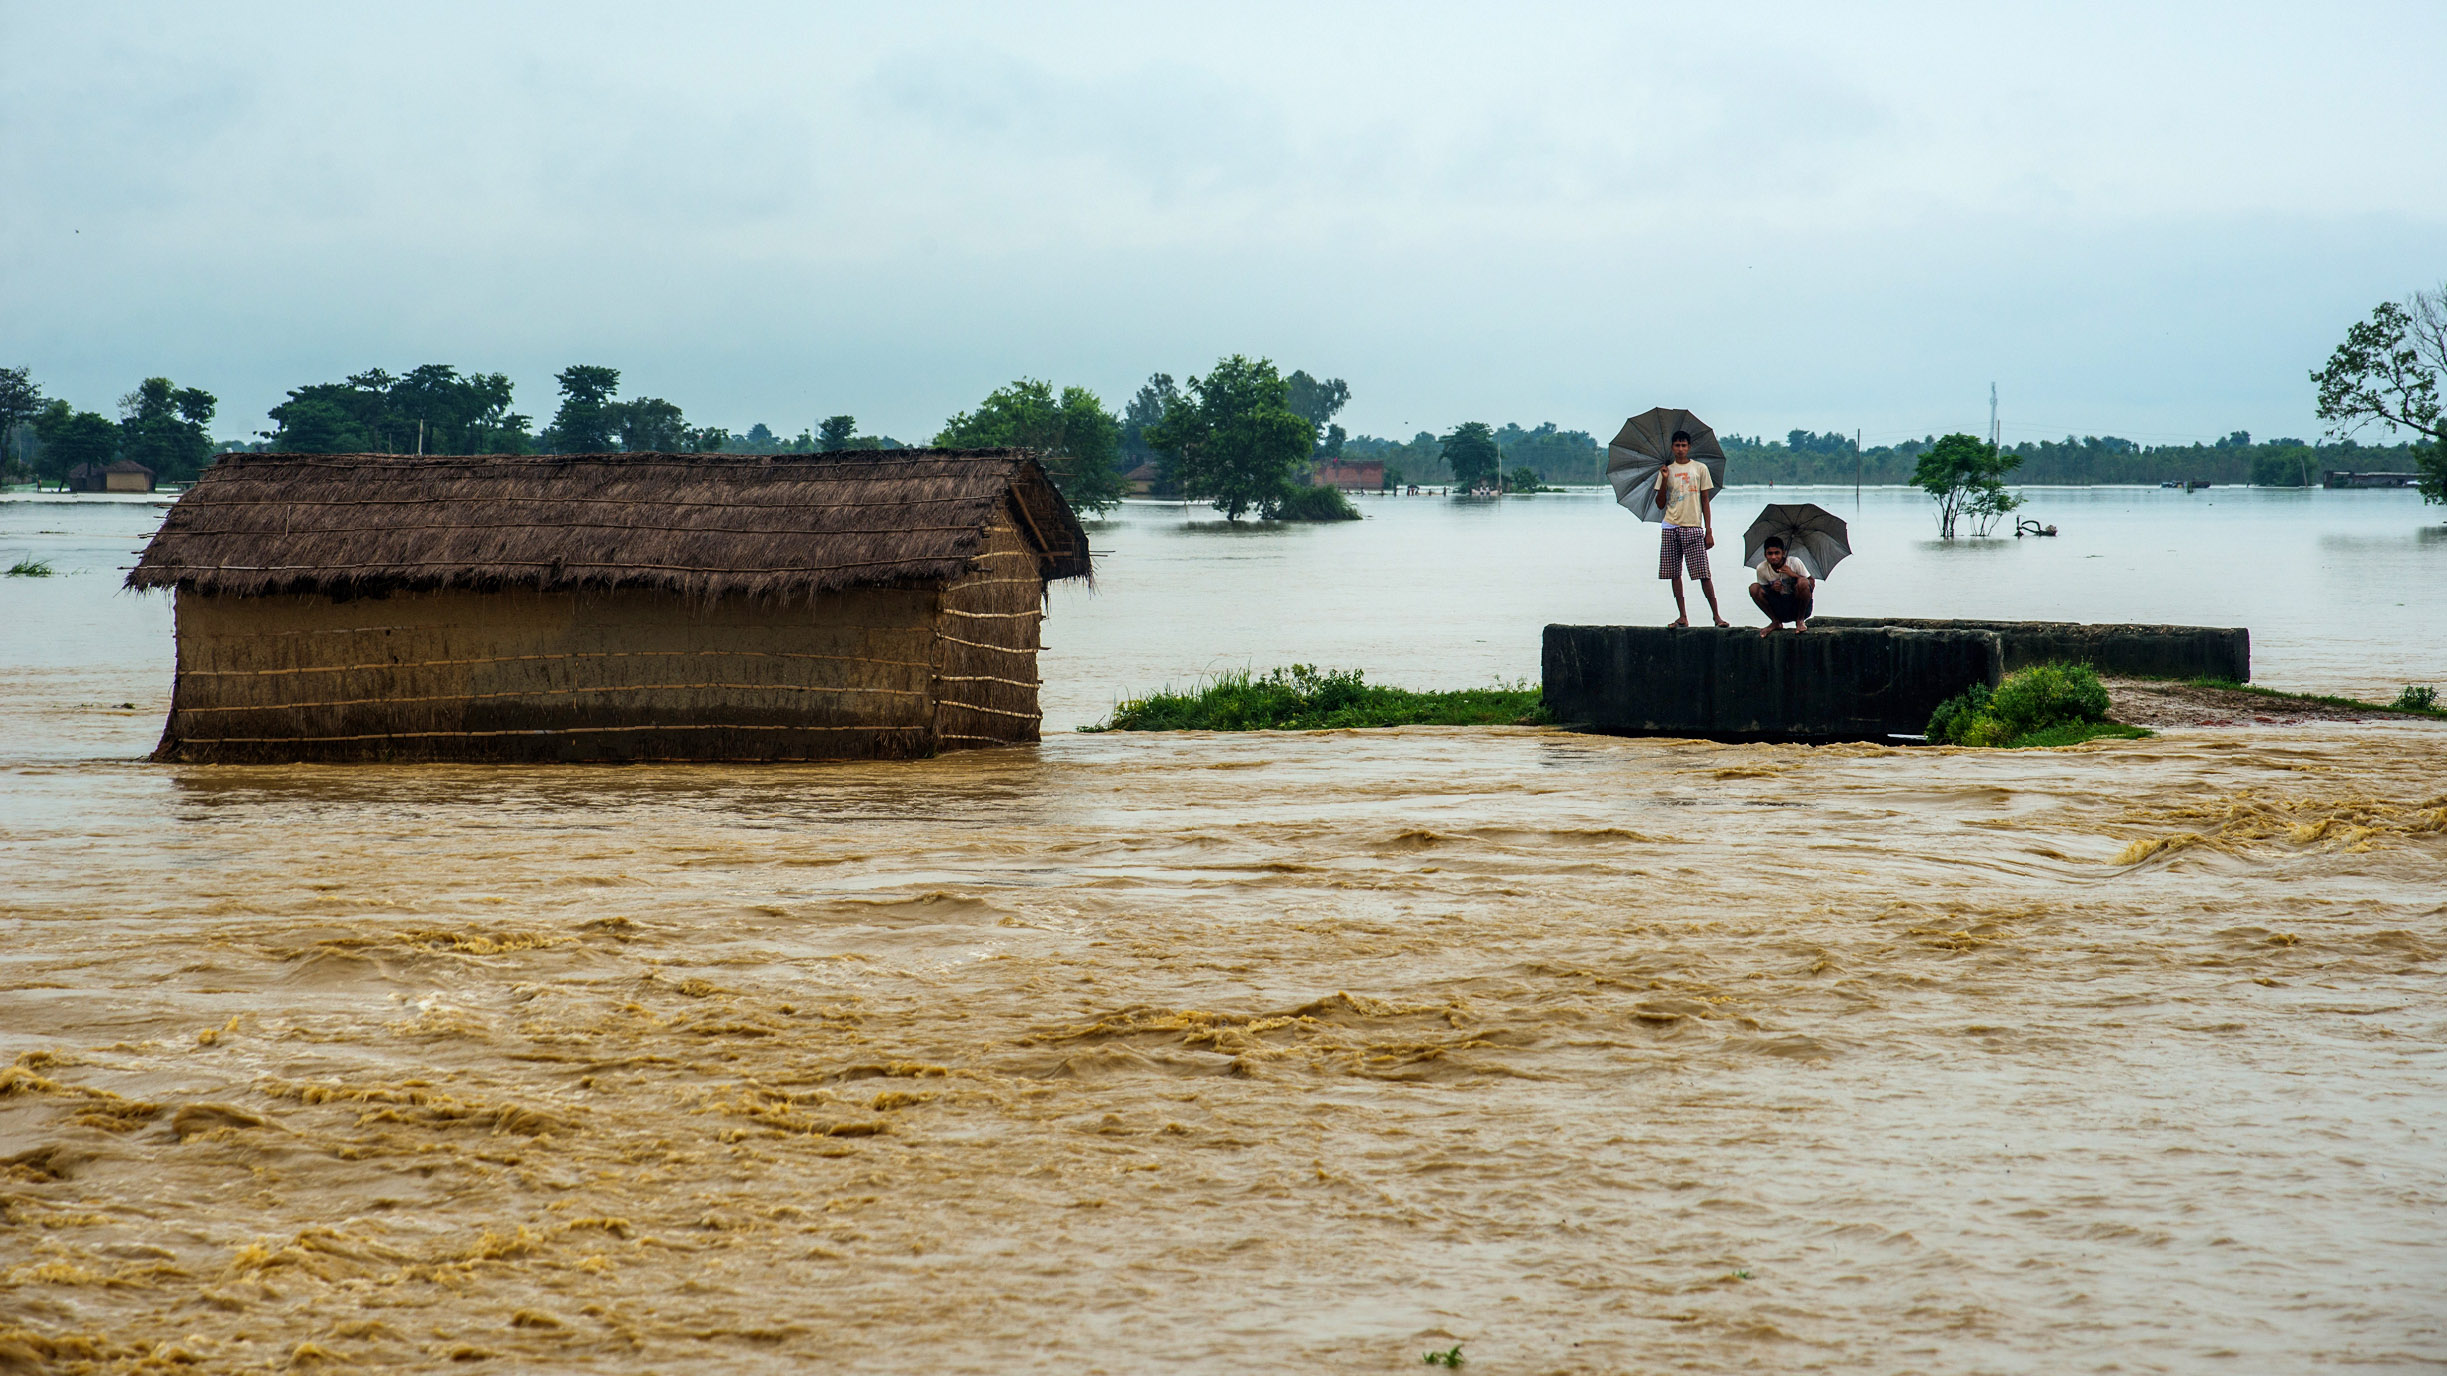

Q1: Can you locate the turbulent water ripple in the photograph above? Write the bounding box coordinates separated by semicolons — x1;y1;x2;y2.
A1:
2;724;2443;1372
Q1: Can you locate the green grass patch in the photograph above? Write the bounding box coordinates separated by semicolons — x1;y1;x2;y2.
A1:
2188;678;2447;719
1085;665;1546;732
2005;720;2152;749
5;557;55;577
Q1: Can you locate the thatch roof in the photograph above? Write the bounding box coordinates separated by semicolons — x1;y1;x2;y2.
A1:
127;450;1092;601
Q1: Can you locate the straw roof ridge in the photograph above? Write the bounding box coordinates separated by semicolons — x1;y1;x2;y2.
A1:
128;448;1092;602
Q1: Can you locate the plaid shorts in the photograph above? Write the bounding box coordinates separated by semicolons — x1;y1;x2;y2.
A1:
1658;525;1709;580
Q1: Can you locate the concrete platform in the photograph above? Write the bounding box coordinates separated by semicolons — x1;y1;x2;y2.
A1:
1542;625;2004;742
1808;618;2249;681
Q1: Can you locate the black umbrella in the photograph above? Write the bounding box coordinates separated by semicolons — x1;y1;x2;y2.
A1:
1741;503;1852;579
1605;408;1727;523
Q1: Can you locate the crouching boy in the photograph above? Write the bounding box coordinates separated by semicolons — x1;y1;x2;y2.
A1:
1748;536;1814;634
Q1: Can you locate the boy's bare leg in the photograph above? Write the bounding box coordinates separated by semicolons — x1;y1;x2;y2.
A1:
1667;573;1689;626
1748;582;1781;635
1701;578;1728;627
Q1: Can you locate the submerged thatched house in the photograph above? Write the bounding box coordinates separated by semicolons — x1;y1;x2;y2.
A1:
127;450;1091;763
69;460;156;493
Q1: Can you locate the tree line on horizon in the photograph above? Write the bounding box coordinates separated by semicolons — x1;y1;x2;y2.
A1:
7;281;2441;509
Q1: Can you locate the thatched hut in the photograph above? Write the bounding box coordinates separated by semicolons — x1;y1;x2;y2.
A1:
127;450;1091;763
69;460;156;493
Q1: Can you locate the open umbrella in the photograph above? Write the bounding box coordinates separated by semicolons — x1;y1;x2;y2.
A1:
1605;409;1727;522
1741;503;1852;579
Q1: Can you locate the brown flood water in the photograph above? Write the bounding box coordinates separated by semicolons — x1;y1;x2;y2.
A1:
4;723;2445;1372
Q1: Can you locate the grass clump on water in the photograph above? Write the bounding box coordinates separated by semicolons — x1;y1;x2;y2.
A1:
1926;662;2146;748
6;557;55;577
1086;665;1546;732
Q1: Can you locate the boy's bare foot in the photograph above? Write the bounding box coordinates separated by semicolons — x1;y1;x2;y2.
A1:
1712;616;1731;628
1759;624;1778;637
1666;616;1689;628
1794;619;1809;632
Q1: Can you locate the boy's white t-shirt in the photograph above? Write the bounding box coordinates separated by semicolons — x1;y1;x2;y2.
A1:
1657;459;1712;527
1755;557;1811;585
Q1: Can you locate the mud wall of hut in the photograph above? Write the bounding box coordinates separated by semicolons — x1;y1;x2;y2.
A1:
161;587;942;763
929;509;1046;749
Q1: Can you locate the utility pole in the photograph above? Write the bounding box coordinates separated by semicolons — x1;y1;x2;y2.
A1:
1854;429;1862;510
1988;383;2000;450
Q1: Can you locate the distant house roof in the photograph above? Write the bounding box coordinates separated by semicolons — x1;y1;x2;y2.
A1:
127;450;1091;601
69;460;154;479
1122;462;1162;482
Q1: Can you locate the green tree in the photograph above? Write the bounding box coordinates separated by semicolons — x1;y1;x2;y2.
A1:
32;400;120;488
0;366;45;479
543;365;623;453
1144;355;1314;522
1912;433;2022;538
1495;422;1601;482
935;378;1126;514
1442;421;1501;492
1283;370;1350;447
616;396;690;452
386;365;530;453
118;377;216;483
1119;373;1177;466
268;366;530;455
2313;283;2447;503
2250;443;2318;488
269;396;371;453
817;415;859;452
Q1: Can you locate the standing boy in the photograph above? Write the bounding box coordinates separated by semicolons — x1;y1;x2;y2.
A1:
1654;431;1726;627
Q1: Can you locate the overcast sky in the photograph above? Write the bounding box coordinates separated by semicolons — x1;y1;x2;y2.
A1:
4;1;2441;449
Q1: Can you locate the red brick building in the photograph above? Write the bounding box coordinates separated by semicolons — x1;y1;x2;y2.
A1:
1310;459;1384;491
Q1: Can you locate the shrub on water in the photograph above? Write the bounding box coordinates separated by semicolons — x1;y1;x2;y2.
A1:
1925;663;2113;747
1265;485;1361;522
1924;683;1993;745
2395;684;2439;713
1985;662;2111;739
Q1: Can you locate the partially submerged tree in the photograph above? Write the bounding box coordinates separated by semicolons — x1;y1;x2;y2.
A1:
1912;433;2022;538
1441;421;1501;492
935;379;1125;515
1144;356;1314;522
2313;281;2447;504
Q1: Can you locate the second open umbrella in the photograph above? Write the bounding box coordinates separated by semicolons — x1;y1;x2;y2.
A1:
1741;503;1851;579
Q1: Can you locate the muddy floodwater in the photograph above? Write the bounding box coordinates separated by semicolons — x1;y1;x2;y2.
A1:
3;490;2445;1372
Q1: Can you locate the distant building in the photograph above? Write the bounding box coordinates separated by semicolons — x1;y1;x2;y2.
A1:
2323;471;2419;488
1122;461;1164;495
1311;459;1384;491
127;450;1092;763
68;460;156;493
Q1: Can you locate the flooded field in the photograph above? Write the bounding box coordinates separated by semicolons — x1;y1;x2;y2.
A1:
3;490;2445;1371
